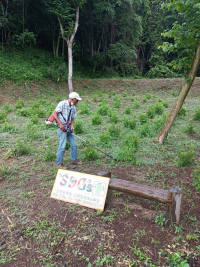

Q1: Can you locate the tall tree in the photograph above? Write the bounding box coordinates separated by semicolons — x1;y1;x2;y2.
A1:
45;0;85;92
154;0;200;144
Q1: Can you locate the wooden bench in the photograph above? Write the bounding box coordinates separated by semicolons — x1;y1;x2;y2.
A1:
98;171;182;225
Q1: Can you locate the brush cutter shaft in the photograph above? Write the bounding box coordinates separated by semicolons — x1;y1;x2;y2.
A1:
71;133;113;159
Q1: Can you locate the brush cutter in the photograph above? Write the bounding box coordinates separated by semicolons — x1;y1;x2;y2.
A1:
71;132;113;159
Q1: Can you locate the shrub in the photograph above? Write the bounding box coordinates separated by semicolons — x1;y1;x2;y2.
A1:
116;146;136;162
133;101;140;109
152;113;167;134
13;139;31;156
139;113;148;124
78;102;90;114
113;96;121;108
0;110;7;122
97;103;109;116
30;114;39;124
74;119;83;134
92;95;98;102
17;107;30;117
123;92;128;97
139;123;151;137
99;131;111;144
15;99;25;109
43;138;56;162
176;147;195;167
124;107;131;114
108;124;120;138
154;103;164;115
162;101;169;108
147;105;156;118
92;114;102;125
177;107;187;117
84;146;99;160
193;107;200;121
2;102;12;112
184;122;195;135
123;134;139;151
0;121;18;133
108;110;120;123
25;121;41;140
124;117;136;130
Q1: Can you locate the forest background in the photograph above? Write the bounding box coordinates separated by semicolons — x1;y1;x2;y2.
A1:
1;0;197;81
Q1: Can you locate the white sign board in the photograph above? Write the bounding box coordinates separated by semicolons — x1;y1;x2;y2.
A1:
51;170;110;211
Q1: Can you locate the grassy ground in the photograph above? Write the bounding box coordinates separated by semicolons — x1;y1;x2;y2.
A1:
0;78;200;267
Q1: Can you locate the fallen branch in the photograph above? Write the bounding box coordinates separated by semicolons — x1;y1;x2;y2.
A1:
52;236;65;255
1;209;13;224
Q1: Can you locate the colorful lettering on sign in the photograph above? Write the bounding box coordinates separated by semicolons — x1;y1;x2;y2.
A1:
77;178;86;190
60;173;68;186
86;184;93;192
68;176;77;188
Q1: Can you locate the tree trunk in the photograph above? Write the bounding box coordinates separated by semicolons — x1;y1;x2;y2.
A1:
68;43;73;92
154;41;200;144
58;7;79;93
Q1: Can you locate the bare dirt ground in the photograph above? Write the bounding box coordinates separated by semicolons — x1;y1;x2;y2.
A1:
0;78;200;267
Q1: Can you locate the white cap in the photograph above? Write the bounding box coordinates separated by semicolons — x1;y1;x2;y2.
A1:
69;92;82;100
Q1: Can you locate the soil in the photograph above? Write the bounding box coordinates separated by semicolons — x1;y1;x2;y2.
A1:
0;78;200;267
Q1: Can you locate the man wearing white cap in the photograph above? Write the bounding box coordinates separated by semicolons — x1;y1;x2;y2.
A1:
52;92;83;168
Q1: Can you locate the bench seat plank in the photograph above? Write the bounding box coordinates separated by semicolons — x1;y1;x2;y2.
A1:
109;178;171;204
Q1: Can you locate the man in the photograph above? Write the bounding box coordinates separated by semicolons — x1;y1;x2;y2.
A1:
52;92;83;168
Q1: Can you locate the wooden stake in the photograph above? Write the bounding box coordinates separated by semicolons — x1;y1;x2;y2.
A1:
166;185;182;225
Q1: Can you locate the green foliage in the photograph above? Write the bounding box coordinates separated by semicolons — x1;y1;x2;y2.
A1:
84;146;99;161
116;138;137;162
193;167;200;193
176;146;195;167
108;124;120;138
139;113;148;124
30;114;39;124
2;102;12;113
74;119;84;134
155;212;166;226
113;96;121;109
99;131;111;144
107;110;119;123
12;139;31;156
13;30;36;47
0;121;18;134
25;121;41;140
124;117;136;130
78;102;90;115
91;114;102;125
0;110;7;123
184;122;195;134
43;138;56;162
147;105;156;118
159;0;200;73
97;103;109;116
139;123;151;138
133;101;140;109
102;209;118;223
96;254;113;266
152;113;167;134
177;107;187;117
123;134;139;151
124;106;131;114
193;107;200;121
15;99;25;109
154;103;164;115
165;252;190;267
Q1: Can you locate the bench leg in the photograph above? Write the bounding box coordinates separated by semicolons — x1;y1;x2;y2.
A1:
166;185;182;226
